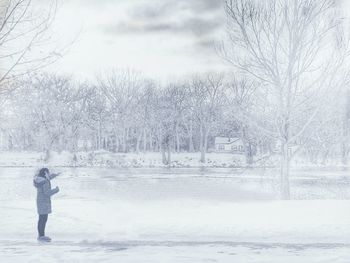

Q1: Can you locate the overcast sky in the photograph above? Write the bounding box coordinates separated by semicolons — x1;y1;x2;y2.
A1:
37;0;350;82
43;0;228;81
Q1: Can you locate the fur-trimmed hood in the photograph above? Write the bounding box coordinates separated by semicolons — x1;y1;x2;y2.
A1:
33;175;49;188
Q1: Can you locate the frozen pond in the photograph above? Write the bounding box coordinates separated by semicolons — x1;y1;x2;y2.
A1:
1;167;350;262
0;167;278;203
1;166;350;202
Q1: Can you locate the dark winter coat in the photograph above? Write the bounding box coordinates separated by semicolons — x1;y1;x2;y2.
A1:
33;173;59;215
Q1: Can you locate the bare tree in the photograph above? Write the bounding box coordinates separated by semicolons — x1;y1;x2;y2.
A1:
0;0;62;96
153;83;187;165
83;84;109;150
10;73;86;153
188;73;226;163
223;0;349;199
98;69;143;152
133;80;158;153
225;77;257;164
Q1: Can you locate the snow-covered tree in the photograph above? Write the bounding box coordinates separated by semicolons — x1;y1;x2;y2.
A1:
187;73;226;163
0;0;61;95
223;0;349;199
97;69;143;152
9;73;86;152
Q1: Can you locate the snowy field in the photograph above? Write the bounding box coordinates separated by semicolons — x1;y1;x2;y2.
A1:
1;167;350;262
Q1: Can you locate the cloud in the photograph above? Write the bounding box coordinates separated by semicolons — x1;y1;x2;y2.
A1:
73;0;117;6
129;0;223;19
103;0;224;36
96;0;225;68
194;39;218;51
128;3;172;20
189;0;223;12
186;18;222;37
99;0;225;63
104;17;222;37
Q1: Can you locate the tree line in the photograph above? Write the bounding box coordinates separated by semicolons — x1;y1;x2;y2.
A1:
0;69;348;168
2;71;257;164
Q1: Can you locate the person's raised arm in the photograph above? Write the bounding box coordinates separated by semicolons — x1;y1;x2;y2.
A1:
48;172;61;180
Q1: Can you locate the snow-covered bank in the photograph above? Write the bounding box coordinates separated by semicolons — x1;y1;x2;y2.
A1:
0;151;251;168
0;150;346;168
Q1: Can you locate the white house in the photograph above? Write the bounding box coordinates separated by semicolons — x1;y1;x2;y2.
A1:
214;137;245;154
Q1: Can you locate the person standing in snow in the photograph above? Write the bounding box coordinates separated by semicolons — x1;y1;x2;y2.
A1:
33;168;60;242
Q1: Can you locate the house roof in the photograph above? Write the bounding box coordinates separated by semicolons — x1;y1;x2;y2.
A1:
215;137;241;144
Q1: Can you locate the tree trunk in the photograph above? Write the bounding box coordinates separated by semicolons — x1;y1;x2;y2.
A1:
161;149;167;164
111;128;117;152
204;128;210;161
125;128;130;152
188;121;194;152
167;142;171;165
96;131;99;150
122;128;126;152
280;142;291;200
188;136;194;152
157;127;161;152
200;123;206;163
143;128;147;152
175;122;180;152
136;131;142;153
97;121;102;150
241;126;253;165
149;132;153;151
159;127;167;164
115;135;120;152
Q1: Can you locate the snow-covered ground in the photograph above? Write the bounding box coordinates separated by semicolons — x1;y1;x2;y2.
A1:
2;240;350;263
1;167;350;262
0;150;347;168
0;151;249;168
